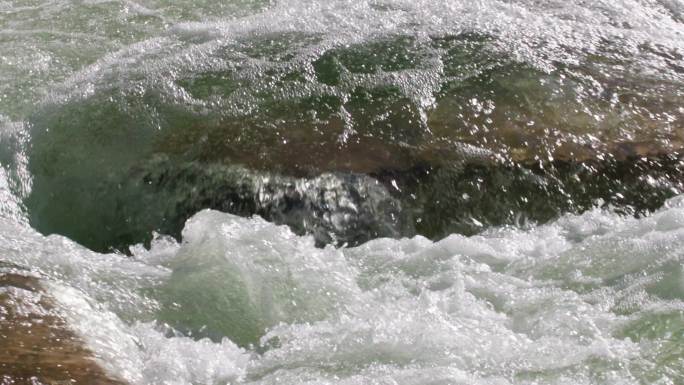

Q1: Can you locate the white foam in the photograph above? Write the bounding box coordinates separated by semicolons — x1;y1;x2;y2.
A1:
2;2;684;382
30;0;683;119
1;194;682;383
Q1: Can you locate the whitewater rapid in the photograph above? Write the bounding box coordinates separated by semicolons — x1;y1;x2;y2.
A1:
2;165;683;384
1;0;684;383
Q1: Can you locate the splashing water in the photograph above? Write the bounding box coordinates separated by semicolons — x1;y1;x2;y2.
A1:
1;0;679;251
1;0;684;384
2;170;684;383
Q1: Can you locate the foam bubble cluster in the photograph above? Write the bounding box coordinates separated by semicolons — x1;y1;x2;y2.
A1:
2;177;683;383
1;2;683;382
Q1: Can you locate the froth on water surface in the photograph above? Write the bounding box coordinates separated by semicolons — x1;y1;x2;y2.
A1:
1;190;684;384
0;1;684;383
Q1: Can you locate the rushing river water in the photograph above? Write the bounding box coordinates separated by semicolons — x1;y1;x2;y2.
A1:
1;0;684;384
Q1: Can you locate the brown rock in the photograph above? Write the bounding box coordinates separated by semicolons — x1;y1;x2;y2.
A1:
0;273;126;385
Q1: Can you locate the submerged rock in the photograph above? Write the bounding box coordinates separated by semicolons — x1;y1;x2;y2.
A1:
132;157;410;247
393;152;684;238
0;270;126;385
27;153;409;252
21;32;684;252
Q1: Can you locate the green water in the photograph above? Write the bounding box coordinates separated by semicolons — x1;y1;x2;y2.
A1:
6;6;682;251
1;0;683;384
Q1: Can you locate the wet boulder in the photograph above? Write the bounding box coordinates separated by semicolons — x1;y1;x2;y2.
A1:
0;270;126;384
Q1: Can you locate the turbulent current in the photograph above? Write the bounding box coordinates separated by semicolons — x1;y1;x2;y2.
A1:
1;0;683;384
